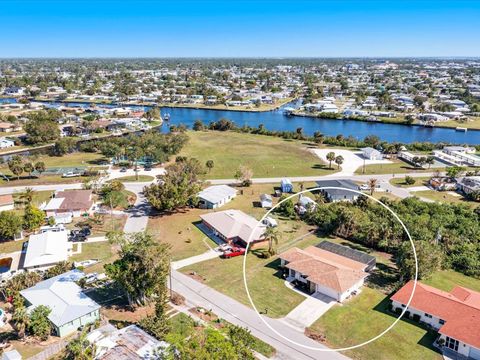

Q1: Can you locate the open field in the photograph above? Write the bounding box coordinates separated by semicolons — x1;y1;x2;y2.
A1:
12;190;53;207
178;131;335;179
114;175;155;182
441;117;480;130
414;190;478;208
355;159;438;175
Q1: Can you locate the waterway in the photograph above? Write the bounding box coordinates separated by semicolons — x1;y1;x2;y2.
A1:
1;98;479;144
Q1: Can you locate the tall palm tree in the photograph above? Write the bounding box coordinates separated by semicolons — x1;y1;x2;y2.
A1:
326;152;336;169
368;178;378;196
20;187;35;206
12;305;29;339
263;226;280;257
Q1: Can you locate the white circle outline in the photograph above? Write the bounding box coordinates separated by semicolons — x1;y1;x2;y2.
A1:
242;186;418;352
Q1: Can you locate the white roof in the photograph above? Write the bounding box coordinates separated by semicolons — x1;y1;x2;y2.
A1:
2;350;22;360
42;197;65;211
20;270;100;328
197;185;237;204
200;209;266;243
23;231;69;268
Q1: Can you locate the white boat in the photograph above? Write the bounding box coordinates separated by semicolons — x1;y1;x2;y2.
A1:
455;127;467;132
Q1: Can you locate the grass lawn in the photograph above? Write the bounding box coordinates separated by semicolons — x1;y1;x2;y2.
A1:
13;190;53;207
390;176;430;188
181;230;327;319
442;117;480;130
114;175;155;182
178;131;335;179
414;190;478;208
69;241;117;274
308;287;442;360
355;159;438;175
0;239;24;254
0;174;93;187
423;269;480;292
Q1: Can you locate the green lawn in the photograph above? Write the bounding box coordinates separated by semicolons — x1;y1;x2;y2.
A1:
69;241;117;274
13;190;53;207
423;270;480;292
0;239;24;254
115;175;155;182
355;160;437;175
389;176;430;188
178;131;335;179
414;190;478;208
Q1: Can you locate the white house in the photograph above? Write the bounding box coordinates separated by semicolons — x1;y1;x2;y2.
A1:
197;185;237;209
391;281;480;360
20;270;100;337
0;138;15;149
361;147;383;160
23;231;71;270
259;194;273;208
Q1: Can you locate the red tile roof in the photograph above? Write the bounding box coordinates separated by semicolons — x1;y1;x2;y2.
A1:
0;194;14;206
391;281;480;348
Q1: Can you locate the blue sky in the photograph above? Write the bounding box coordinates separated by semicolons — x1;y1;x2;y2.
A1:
1;0;479;57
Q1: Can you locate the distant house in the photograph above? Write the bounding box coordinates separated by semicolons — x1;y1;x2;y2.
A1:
197;185;237;209
20;270;100;337
23;231;71;270
200;209;266;246
43;190;94;218
429;177;457;191
315;179;359;202
296;195;316;215
87;324;169;359
279;241;375;302
391;281;480;360
0;138;15;149
457;176;480;195
0;194;14;211
0;122;21;133
361;147;383;160
260;194;273;208
280;178;293;193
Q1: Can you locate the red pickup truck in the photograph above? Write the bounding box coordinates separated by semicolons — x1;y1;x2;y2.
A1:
221;247;246;258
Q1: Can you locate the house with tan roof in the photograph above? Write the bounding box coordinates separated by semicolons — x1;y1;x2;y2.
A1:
199;209;266;246
0;194;14;211
278;241;375;302
391;281;480;359
42;190;94;218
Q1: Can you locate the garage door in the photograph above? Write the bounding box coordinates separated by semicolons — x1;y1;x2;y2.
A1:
470;346;480;360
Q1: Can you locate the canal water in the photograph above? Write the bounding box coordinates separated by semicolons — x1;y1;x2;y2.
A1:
1;98;479;144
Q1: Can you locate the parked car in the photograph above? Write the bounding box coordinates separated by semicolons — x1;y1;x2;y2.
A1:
221;247;246;258
144;166;152;171
120;167;127;173
62;171;82;178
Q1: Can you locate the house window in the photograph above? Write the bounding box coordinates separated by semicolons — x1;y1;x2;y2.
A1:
401;304;406;308
446;337;459;351
424;313;432;318
439;319;445;325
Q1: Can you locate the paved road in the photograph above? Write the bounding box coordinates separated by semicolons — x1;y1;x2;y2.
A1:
122;182;151;233
170;269;349;360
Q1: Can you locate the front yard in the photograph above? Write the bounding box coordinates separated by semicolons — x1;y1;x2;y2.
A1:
414;190;478;208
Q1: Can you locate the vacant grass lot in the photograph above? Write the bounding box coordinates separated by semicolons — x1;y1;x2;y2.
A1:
355;159;438;175
390;176;430;188
69;241;117;274
414;190;478;208
178;131;335;179
114;175;155;182
309;270;480;360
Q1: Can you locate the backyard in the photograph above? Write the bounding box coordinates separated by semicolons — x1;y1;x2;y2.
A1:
178;131;335;178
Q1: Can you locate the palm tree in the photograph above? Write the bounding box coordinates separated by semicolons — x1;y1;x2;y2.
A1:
368;178;378;196
425;156;435;169
12;304;29;339
326;152;336;169
263;226;280;257
20;187;36;206
334;155;344;170
65;330;96;360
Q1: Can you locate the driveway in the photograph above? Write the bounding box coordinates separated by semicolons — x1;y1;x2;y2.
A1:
282;288;336;329
311;149;392;176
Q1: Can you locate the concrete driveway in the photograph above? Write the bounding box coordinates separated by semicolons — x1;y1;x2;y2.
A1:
282;288;336;329
311;148;392;176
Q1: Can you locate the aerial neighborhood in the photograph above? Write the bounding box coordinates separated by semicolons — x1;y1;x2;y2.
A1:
0;56;479;360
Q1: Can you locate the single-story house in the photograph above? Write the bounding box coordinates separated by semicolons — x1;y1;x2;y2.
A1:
200;209;266;246
87;324;169;359
429;177;457;191
23;231;71;270
280;178;293;193
296;195;316;215
315;179;359;202
457;176;480;195
43;190;94;218
20;270;100;337
0;194;14;211
260;194;273;208
197;185;237;209
361;147;383;160
0;122;22;133
279;241;374;302
0;138;15;149
391;281;480;360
